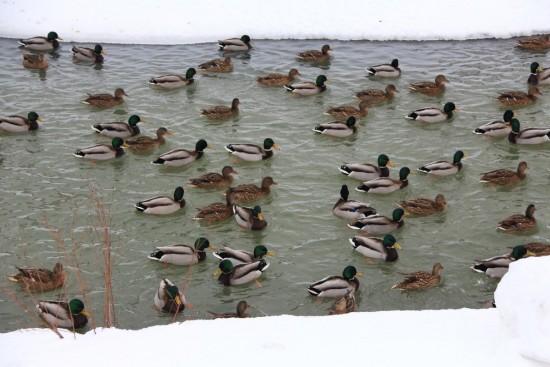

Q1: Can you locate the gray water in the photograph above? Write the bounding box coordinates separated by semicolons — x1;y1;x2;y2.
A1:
1;37;549;332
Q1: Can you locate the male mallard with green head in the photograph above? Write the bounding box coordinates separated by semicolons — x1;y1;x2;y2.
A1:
134;186;185;215
284;75;328;96
366;59;400;77
409;74;449;95
349;234;401;262
473;110;514;137
149;68;196;89
333;184;377;220
81;88;128;108
225;138;279;161
233;205;267;230
216;258;269;286
297;44;331;62
356;167;410;194
508;118;550;144
213;244;274;266
73;137;127;160
406;102;457;123
308;265;360;298
200;98;240;120
418;150;465;176
527;62;550;85
348;208;405;234
154;278;186;314
19;31;62;51
9;262;65;292
148;238;215;266
126;127;172;153
92;115;143;139
356;84;399;104
470;245;534;278
396;194;447;216
257;68;301;87
339;154;394;182
392;263;443;291
0;111;43;133
36;299;90;329
313;116;358;138
480;161;529;186
497;204;536;233
218;35;252;51
152;139;210;167
325;101;370;121
71;44;105;63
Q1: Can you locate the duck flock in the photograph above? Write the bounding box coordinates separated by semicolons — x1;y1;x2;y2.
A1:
3;32;550;329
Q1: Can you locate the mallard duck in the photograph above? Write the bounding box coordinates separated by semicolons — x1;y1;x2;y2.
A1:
218;35;252;51
308;265;360;298
356;84;399;104
257;68;301;87
297;44;331;62
126;127;171;153
406;102;457;123
313;117;358;138
36;299;90;329
134;186;185;215
333;184;377;220
409;75;449;95
356;167;410;194
480;161;529;186
528;62;550;85
392;263;443;291
508;118;550;145
325;102;370;121
152;139;209;167
284;75;328;96
517;34;550;51
0;111;43;133
8;262;65;292
418;150;464;176
349;234;401;262
200;98;240;120
339;154;394;182
91;115;142;138
149;68;196;89
22;53;48;69
188;166;236;189
216;259;269;286
329;289;357;315
225;138;279;161
71;44;105;63
208;300;250;318
226;176;276;202
470;245;533;278
193;190;235;224
19;31;62;51
366;59;400;77
497;204;536;233
233;205;267;230
473;110;514;137
154;278;186;314
198;56;232;72
494;87;541;106
73;137;127;160
348;208;405;234
148;237;215;265
81;88;128;108
213;244;274;266
396;194;447;216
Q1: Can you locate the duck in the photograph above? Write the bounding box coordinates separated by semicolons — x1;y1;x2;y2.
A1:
406;102;457;123
19;31;62;51
325;102;370;121
225;138;279;161
198;56;232;72
313;117;358;138
470;245;534;278
397;194;447;216
152;139;209;167
333;184;377;220
480;161;529;186
91;115;143;139
8;262;65;292
188;166;237;189
418;150;465;176
36;299;90;329
339;154;394;182
226;176;277;202
81;88;128;108
349;234;401;262
473;110;514;137
391;263;444;291
497;204;536;233
409;74;449;95
356;167;410;194
200;98;240;120
494;87;541;106
208;301;250;319
71;44;105;63
148;237;215;265
126;127;172;153
257;68;301;87
213;244;274;266
307;265;360;298
508;118;550;144
216;259;269;286
0;111;43;133
73;137;127;160
218;35;252;51
527;62;550;85
517;34;550;51
355;84;399;104
134;186;185;215
348;208;405;234
154;278;186;314
284;75;328;96
329;289;358;315
297;44;331;62
366;59;401;77
193;190;235;224
518;243;550;257
22;53;48;69
149;68;196;89
233;205;267;230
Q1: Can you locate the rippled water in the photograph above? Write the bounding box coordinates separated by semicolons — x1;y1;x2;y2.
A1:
1;37;549;332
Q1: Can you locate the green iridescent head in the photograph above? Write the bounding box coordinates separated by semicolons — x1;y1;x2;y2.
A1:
315;75;327;86
194;237;211;251
392;208;405;221
47;31;60;41
27;111;40;122
195;139;209;152
68;299;87;315
186;68;197;79
253;245;269;258
128;115;141;126
94;44;103;55
111;137;124;148
345;116;356;127
453;150;465;164
173;186;184;201
219;259;234;274
443;102;456;113
399;167;410;181
342;265;358;280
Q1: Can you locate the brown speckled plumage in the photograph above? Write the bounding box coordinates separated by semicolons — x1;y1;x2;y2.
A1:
392;263;443;291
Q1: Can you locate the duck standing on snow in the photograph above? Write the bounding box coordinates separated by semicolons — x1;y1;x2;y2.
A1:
71;44;105;63
0;111;43;133
152;139;209;167
134;186;185;215
406;102;457;123
297;44;331;62
218;35;252;51
333;184;377;220
154;278;186;314
418;150;465;176
479;161;529;186
284;75;328;96
313;116;358;138
339;154;394;182
148;237;215;265
366;59;400;77
391;263;444;291
497;204;536;233
308;265;360;298
19;31;62;51
149;68;196;89
225;138;279;161
91;115;143;139
473;110;514;137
